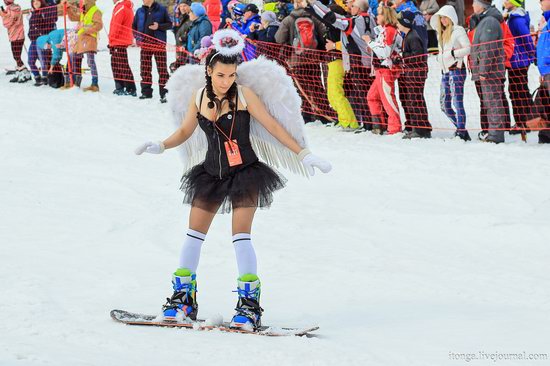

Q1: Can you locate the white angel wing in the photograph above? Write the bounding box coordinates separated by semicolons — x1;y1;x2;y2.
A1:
237;56;309;176
165;64;208;170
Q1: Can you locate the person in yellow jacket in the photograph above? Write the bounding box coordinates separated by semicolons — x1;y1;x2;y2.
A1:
62;0;103;91
318;0;358;129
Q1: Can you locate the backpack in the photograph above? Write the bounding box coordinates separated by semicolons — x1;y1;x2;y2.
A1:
291;15;318;54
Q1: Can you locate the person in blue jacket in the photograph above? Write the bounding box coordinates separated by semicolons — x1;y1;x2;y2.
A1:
224;3;246;30
232;3;261;35
36;29;65;70
36;29;66;88
227;3;259;59
133;0;172;102
369;0;378;16
504;0;536;133
187;3;213;60
536;0;550;143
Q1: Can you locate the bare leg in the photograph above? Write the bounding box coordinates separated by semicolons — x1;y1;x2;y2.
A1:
232;206;257;235
189;205;219;234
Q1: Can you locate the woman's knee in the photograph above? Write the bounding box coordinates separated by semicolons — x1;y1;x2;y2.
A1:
232;207;256;234
188;206;217;233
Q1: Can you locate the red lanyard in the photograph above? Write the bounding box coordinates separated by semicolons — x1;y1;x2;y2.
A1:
213;95;238;145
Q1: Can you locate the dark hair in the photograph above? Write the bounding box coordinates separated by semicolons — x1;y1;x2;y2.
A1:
204;49;241;110
32;0;46;9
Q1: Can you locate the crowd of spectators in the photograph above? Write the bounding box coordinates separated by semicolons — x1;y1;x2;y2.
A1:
1;0;549;143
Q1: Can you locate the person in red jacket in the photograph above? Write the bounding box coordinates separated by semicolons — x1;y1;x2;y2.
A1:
204;0;221;31
109;0;136;95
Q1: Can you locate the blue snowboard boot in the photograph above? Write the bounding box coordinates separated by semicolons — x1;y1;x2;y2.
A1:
162;268;198;321
230;274;263;329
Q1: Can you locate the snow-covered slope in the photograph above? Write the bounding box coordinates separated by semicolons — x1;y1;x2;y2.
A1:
1;1;550;363
1;75;550;365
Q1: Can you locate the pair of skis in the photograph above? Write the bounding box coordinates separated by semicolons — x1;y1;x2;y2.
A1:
110;309;319;337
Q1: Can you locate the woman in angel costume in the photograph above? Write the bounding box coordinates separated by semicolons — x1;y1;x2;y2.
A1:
135;29;331;329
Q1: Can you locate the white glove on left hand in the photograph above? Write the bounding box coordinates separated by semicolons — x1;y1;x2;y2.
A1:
135;141;165;155
298;149;332;176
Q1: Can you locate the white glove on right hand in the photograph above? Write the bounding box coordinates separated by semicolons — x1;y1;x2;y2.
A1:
298;149;332;176
135;141;165;155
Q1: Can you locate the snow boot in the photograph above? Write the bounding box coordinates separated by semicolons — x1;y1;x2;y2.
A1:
83;84;99;92
113;81;124;95
371;115;384;135
75;75;82;88
34;76;44;86
477;130;489;141
160;89;168;104
455;130;471;141
539;131;550;144
230;274;263;330
9;70;20;83
18;68;32;83
162;268;198;321
403;128;431;139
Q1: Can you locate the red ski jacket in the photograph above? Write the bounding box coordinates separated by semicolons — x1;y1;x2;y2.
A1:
109;0;134;47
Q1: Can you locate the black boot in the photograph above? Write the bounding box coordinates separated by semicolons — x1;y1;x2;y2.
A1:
455;130;471;141
160;88;168;103
403;128;432;139
113;81;124;95
9;71;20;83
539;131;550;144
371;115;384;135
124;81;137;96
74;75;82;88
34;76;44;86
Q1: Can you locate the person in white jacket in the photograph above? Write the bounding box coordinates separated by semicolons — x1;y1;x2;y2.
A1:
430;5;471;141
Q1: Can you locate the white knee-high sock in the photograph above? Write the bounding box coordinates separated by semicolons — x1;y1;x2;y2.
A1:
233;233;257;276
179;229;206;273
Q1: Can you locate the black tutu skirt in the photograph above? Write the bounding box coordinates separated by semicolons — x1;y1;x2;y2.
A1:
180;161;287;214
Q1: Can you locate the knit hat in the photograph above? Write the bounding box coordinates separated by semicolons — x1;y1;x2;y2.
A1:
179;0;192;5
190;2;206;17
509;0;524;7
473;0;491;9
397;11;415;29
261;11;279;25
244;3;259;13
200;35;213;48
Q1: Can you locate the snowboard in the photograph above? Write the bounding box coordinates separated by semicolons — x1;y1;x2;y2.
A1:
110;309;319;337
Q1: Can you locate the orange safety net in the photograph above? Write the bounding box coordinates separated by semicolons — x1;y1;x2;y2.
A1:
4;5;550;137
